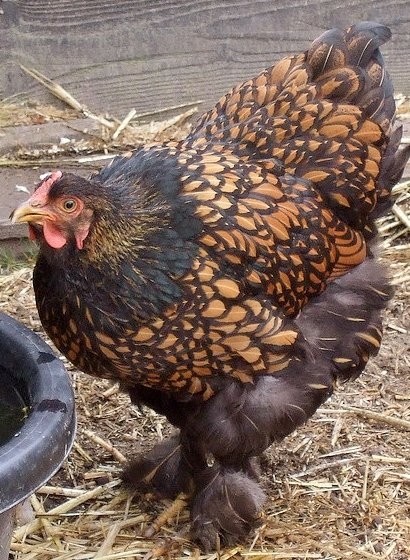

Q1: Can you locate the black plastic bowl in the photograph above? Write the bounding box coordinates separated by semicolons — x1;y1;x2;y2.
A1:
0;312;76;512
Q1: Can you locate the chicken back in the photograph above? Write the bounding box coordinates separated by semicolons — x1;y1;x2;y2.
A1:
11;22;410;550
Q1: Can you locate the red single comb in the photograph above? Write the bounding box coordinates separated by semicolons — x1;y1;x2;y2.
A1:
38;170;63;191
31;170;63;203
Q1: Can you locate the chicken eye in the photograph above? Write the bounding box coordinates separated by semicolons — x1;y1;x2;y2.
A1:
62;199;78;213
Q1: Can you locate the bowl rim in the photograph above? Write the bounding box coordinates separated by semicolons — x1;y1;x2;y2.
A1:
0;312;76;513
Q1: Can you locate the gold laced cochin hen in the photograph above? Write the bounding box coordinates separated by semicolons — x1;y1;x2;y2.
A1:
11;21;410;551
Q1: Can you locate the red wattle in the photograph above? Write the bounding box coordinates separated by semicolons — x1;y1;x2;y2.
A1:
43;220;67;249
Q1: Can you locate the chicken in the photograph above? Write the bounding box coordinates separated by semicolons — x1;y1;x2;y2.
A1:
11;22;410;550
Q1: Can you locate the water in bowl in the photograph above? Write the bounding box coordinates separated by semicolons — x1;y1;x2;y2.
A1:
0;367;29;445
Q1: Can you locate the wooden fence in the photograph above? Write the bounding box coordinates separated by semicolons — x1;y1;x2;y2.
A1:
1;1;410;117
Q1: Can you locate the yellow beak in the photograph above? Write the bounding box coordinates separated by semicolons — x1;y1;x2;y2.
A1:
10;202;55;224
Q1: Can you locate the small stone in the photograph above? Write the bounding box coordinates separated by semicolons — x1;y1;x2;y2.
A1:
374;542;384;553
96;475;111;485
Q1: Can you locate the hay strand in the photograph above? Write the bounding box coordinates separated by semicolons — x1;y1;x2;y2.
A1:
340;406;410;430
144;493;188;538
13;481;121;541
83;430;127;464
20;65;114;129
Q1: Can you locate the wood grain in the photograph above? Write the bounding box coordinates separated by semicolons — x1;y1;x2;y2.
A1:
1;0;410;117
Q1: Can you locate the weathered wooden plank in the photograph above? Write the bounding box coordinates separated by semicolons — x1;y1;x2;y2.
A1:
1;0;410;117
0;118;95;155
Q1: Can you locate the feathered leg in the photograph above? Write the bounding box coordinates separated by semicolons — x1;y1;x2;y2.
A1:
182;365;333;550
122;433;193;498
123;386;196;497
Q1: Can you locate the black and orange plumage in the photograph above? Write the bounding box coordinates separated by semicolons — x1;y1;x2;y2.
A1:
11;22;410;549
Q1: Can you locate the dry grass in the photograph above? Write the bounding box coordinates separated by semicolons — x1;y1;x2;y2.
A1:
1;90;410;559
